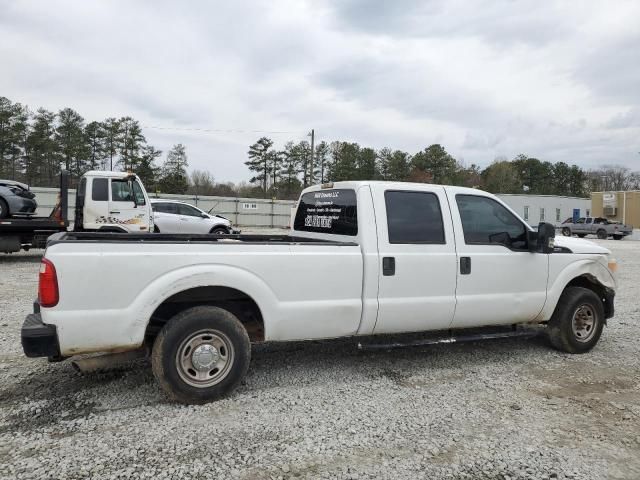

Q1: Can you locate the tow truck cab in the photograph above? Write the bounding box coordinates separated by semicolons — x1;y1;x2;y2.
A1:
74;171;153;233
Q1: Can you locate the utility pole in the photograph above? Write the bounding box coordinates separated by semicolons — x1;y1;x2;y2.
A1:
309;129;315;187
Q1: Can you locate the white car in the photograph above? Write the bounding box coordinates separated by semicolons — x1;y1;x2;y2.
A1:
150;199;233;234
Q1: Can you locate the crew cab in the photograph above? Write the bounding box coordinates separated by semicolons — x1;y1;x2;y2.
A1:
21;182;618;404
561;216;632;240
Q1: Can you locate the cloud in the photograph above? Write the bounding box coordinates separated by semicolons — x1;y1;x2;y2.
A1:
0;0;638;182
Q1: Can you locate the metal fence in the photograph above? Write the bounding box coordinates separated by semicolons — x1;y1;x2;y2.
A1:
30;187;296;228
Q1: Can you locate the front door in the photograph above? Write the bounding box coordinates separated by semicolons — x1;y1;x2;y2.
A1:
448;191;548;328
372;184;458;334
176;203;210;234
109;178;147;232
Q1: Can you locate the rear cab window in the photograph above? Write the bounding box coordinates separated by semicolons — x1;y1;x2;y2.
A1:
385;190;445;244
293;189;357;236
91;178;108;201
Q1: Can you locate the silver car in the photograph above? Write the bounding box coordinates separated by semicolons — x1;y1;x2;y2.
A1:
0;180;37;219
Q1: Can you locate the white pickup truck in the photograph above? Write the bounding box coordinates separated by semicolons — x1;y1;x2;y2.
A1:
22;182;617;404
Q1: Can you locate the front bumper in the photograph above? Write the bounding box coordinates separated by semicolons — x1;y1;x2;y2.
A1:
8;196;37;215
604;289;615;320
21;312;60;358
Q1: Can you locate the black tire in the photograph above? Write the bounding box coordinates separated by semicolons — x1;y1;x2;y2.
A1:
151;306;251;404
547;287;604;354
153;225;160;233
613;235;623;241
0;198;9;219
596;229;607;240
210;226;229;234
561;227;571;237
577;234;586;238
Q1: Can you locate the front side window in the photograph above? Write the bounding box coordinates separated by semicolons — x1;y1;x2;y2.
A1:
177;204;203;217
385;190;445;244
132;181;146;205
111;179;133;202
576;217;586;224
294;189;358;236
92;178;108;201
456;194;527;250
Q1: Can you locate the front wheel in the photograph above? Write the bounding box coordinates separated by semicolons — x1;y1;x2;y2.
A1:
151;306;251;404
561;227;571;236
210;226;229;235
547;287;604;354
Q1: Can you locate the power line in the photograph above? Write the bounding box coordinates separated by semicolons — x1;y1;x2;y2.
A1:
141;125;302;135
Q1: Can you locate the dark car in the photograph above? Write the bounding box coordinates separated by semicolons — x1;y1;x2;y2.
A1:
0;180;38;218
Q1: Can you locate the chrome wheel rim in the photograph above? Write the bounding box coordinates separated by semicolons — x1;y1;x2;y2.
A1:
571;304;597;343
176;330;234;388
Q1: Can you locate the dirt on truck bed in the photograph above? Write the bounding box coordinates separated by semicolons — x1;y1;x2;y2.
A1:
1;239;640;480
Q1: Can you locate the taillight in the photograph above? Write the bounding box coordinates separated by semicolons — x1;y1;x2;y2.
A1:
39;258;59;307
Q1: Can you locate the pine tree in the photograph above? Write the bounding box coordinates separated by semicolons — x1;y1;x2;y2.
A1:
28;109;58;185
315;141;329;183
102;118;120;171
117;117;146;172
56;108;86;183
159;144;189;194
137;146;162;192
84;121;105;170
245;137;274;195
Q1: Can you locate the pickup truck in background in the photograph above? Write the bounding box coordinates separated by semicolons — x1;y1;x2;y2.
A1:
21;181;618;404
561;216;632;240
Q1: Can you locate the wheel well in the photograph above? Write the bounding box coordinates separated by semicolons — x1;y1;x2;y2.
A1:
209;225;229;233
565;275;613;319
145;286;265;345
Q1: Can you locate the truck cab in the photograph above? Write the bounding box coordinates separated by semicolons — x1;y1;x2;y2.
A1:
74;171;153;233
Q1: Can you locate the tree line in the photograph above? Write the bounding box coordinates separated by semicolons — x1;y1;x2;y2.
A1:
242;136;640;199
0;96;189;193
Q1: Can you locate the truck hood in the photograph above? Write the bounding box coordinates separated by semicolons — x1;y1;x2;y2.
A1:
554;236;611;255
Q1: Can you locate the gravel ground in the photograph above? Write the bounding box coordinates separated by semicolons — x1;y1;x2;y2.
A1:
1;238;639;480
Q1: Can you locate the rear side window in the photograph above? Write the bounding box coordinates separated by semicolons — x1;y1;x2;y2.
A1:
294;189;358;236
385;191;445;244
153;203;177;214
92;178;108;201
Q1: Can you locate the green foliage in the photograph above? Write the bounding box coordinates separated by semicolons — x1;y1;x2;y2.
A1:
159;144;189;194
245;137;274;195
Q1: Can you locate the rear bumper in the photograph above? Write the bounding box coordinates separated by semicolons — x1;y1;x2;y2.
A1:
21;312;60;358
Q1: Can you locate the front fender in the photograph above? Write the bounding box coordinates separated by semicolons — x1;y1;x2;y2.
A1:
538;257;616;321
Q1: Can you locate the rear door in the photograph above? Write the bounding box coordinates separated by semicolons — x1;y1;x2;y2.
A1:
152;202;181;233
371;184;458;334
447;191;548;328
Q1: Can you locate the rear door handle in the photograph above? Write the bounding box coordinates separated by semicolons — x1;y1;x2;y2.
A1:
382;257;395;276
109;211;120;214
460;257;471;275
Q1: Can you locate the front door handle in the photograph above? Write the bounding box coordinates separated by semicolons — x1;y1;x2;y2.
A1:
383;257;395;276
109;211;120;214
460;257;471;275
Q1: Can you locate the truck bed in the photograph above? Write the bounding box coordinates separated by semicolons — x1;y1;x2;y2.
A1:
48;231;358;246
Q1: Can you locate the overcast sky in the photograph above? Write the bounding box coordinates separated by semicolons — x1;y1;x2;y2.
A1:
1;0;638;182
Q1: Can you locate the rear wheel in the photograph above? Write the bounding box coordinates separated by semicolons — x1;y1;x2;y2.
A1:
547;287;604;354
596;229;607;240
561;227;571;236
151;306;251;404
0;198;8;219
153;224;160;233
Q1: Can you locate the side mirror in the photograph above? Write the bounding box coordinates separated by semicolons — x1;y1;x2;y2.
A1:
534;222;556;253
201;213;209;218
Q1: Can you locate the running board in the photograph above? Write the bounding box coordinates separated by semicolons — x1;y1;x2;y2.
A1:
357;328;542;351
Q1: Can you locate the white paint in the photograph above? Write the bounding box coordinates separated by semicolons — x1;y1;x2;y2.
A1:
40;181;617;357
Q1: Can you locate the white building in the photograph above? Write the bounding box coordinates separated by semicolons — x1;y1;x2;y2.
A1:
497;194;591;227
